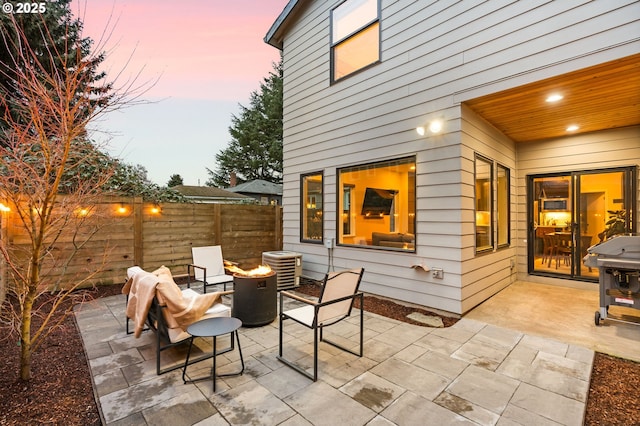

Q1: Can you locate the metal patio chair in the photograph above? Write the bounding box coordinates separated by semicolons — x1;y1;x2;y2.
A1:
188;245;234;293
278;268;364;381
123;266;234;375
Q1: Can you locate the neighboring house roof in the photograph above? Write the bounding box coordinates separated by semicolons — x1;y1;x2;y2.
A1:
226;179;283;196
171;185;250;202
265;0;300;49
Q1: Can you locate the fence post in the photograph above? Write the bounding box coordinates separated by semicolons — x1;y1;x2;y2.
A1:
213;204;222;245
275;205;283;250
133;197;143;267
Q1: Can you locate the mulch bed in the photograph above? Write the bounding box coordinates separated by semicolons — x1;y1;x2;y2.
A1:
0;283;638;425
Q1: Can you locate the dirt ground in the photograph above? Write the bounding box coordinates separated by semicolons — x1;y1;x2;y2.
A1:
0;283;638;425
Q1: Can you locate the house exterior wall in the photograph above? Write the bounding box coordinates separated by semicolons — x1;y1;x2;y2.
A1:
276;0;639;314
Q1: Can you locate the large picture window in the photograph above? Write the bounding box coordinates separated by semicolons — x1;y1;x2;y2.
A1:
338;157;415;251
301;172;323;242
331;0;380;82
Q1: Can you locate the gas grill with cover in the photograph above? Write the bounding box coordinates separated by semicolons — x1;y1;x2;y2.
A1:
584;234;640;326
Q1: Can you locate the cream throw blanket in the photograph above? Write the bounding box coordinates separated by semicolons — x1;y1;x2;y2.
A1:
123;266;224;338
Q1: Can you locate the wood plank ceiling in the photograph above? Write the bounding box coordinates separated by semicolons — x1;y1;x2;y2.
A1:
464;53;640;143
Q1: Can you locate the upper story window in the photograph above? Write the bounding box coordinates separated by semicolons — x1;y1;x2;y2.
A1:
331;0;380;82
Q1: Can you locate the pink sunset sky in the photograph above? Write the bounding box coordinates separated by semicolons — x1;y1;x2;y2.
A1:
72;0;288;185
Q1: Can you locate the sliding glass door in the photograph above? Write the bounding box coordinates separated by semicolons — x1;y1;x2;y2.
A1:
529;167;636;280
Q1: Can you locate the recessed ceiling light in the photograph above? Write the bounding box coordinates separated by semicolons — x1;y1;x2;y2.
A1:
546;94;564;103
566;125;579;132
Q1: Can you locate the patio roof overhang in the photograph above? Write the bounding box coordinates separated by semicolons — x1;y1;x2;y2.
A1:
463;53;640;143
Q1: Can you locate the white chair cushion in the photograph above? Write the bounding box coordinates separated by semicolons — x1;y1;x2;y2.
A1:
167;299;231;343
283;305;315;327
206;274;233;284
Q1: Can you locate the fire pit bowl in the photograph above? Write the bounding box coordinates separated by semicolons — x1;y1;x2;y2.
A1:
232;270;277;327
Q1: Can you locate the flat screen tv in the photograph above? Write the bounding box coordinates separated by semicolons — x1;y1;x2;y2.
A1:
361;188;396;216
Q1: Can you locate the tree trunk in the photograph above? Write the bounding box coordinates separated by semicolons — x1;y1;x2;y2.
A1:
20;294;34;380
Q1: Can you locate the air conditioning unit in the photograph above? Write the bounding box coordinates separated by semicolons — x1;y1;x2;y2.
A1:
262;251;302;290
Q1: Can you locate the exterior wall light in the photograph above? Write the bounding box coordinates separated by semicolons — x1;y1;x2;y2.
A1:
117;205;128;214
150;205;161;214
417;120;444;136
75;207;91;217
0;203;10;212
429;119;443;134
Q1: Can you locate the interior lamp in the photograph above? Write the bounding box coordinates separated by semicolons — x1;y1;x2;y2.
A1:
475;211;490;226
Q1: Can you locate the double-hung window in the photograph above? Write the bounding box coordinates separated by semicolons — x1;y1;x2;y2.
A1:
331;0;380;82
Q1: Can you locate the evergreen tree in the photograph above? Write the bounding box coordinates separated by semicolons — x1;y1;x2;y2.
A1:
0;0;110;140
207;59;283;187
167;174;184;187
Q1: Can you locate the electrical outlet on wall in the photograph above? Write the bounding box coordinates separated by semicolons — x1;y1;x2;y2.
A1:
432;268;444;279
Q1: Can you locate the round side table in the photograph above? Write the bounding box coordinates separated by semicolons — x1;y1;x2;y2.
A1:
182;316;244;391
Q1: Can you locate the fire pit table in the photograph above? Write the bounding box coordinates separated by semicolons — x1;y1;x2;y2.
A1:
232;270;277;326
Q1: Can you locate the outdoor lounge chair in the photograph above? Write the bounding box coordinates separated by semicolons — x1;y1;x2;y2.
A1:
123;266;234;375
188;246;234;293
277;268;364;381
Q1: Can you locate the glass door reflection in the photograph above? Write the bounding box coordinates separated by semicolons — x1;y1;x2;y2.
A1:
530;168;635;280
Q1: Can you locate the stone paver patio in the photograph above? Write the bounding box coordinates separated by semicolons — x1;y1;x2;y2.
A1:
74;288;594;425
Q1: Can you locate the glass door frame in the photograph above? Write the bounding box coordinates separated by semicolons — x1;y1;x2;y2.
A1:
527;166;637;281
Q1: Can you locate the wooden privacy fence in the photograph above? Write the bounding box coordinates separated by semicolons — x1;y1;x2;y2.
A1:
0;196;282;290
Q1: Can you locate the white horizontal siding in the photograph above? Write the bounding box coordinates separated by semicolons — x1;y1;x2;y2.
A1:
276;0;639;314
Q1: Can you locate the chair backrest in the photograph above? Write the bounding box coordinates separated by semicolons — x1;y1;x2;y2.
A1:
192;246;226;281
317;268;364;325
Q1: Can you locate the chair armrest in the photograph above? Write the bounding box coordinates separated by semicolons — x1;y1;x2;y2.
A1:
187;264;206;287
188;264;206;273
280;290;317;305
218;290;234;297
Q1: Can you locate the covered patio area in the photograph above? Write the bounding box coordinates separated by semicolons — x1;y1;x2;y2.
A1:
73;281;638;425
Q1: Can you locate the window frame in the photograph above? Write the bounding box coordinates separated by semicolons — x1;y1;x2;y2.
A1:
496;163;511;248
300;171;324;244
330;0;381;83
475;154;494;254
337;156;416;252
